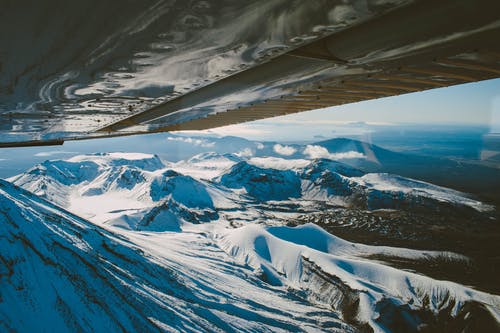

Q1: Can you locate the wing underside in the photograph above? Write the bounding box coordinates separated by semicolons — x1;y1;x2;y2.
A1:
1;0;499;146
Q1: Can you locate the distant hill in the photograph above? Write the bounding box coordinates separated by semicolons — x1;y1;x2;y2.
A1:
315;138;500;205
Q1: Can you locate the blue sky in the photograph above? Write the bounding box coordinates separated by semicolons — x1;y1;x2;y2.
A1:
189;78;500;141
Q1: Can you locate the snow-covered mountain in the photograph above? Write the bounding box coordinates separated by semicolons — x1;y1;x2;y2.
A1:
10;152;491;231
4;141;500;332
8;148;494;231
2;178;499;332
219;223;500;332
1;179;364;332
10;153;232;230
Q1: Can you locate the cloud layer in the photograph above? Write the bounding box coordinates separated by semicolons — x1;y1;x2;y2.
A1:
303;145;365;160
273;144;296;156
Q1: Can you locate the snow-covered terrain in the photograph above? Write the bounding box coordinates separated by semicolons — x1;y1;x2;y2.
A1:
3;141;500;332
218;223;500;331
9;151;491;228
0;179;357;332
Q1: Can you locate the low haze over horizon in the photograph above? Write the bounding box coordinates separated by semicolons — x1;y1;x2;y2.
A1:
184;78;500;141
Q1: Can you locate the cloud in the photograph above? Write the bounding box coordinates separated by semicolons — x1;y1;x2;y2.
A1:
180;123;270;137
248;157;311;170
273;144;296;156
34;151;78;157
235;148;253;158
262;118;394;126
303;145;365;160
167;136;215;148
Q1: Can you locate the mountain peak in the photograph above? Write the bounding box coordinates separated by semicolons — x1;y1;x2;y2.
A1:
68;152;164;171
219;161;302;201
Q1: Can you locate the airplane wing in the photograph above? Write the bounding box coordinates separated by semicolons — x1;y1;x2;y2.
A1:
1;0;500;147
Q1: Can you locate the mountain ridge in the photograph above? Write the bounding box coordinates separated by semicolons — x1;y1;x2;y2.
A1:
2;144;500;332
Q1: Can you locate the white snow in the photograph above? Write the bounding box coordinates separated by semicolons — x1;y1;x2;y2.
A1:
171;153;239;180
354;173;493;211
1;179;352;332
217;223;500;332
69;192;149;224
4;147;500;332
